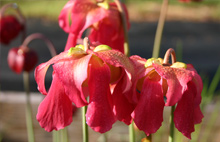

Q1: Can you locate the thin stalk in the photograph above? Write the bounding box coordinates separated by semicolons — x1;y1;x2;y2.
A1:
152;0;169;58
168;106;175;142
82;106;88;142
175;40;183;62
129;121;135;142
23;72;35;142
0;132;2;142
61;128;69;142
114;0;130;56
207;65;220;100
53;131;59;142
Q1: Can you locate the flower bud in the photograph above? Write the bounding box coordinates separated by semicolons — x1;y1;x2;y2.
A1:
0;15;23;45
7;47;38;74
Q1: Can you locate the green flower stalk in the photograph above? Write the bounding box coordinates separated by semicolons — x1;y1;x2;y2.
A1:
152;0;169;58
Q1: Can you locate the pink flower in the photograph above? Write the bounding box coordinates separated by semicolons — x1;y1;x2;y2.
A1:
130;56;203;139
58;0;129;53
0;15;23;45
35;43;134;132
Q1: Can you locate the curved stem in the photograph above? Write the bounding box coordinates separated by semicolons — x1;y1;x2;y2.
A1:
152;0;169;58
114;0;130;56
0;3;17;17
23;72;35;142
163;48;176;64
22;33;57;57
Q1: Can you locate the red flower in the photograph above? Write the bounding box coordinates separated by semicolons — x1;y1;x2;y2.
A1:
7;46;38;74
0;15;23;45
35;44;134;132
130;56;203;139
58;0;129;53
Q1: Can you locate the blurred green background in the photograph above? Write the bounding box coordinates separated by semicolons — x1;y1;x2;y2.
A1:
1;0;220;22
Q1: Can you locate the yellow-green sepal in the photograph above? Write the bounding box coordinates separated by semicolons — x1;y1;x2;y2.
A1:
171;62;187;69
145;58;162;68
97;1;109;9
68;46;86;56
93;45;112;52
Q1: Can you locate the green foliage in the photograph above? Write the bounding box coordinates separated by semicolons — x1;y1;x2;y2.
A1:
1;1;67;21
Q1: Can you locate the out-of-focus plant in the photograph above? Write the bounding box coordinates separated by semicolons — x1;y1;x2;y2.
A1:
58;0;130;54
7;33;57;142
0;3;25;45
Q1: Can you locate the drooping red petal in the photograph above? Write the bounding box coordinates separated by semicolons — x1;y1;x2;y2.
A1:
187;64;203;106
37;73;73;132
153;63;193;106
129;55;147;73
35;51;70;95
58;0;75;33
112;73;136;125
132;77;165;136
70;0;108;36
94;50;134;92
86;60;116;133
53;54;92;107
193;106;204;124
174;81;203;139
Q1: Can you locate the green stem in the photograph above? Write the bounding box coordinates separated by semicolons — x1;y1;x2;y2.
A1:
169;106;175;142
82;106;88;142
61;128;69;142
114;0;130;56
53;131;59;142
23;72;35;142
129;121;135;142
152;0;169;58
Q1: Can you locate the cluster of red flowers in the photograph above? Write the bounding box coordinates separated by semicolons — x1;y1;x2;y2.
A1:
0;0;203;140
35;42;203;139
35;0;203;139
